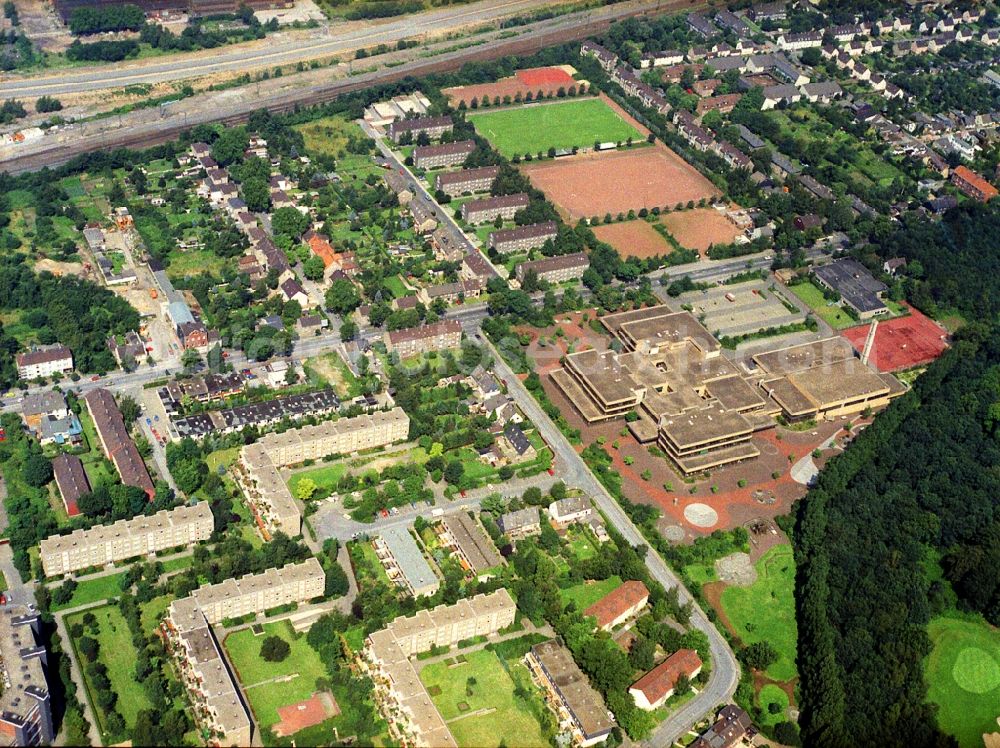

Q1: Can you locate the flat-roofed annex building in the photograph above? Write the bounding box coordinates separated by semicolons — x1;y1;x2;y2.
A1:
39;502;214;577
163;559;325;747
235;408;410;538
374;526;440;597
526;640;614;746
753;337;905;422
362;590;516;747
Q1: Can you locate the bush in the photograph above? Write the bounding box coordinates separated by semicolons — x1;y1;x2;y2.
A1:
260;635;291;662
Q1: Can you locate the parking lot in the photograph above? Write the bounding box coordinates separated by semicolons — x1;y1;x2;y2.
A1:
675;280;806;338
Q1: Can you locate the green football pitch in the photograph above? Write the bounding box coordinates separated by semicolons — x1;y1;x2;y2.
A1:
468;98;643;158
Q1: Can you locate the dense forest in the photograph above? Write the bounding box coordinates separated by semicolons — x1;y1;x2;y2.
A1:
796;201;1000;746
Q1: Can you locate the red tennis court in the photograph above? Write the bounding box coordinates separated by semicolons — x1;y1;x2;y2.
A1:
516;67;575;87
841;305;949;372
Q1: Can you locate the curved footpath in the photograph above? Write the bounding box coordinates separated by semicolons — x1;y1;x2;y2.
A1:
484;338;741;745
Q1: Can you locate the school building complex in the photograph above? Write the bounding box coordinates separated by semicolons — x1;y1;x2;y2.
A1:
552;304;904;474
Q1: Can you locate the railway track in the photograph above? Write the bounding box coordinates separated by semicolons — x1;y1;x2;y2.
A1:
4;0;707;174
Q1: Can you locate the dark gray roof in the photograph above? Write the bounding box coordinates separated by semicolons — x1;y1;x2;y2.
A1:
813;258;887;314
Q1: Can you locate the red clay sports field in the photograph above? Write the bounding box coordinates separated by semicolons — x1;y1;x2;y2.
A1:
841;305;949;372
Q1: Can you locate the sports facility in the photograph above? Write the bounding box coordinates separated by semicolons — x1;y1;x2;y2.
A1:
274;693;340;737
660;208;742;253
925;614;1000;747
443;66;582;107
593;220;675;259
522;145;720;220
841;305;949;372
469;96;643;158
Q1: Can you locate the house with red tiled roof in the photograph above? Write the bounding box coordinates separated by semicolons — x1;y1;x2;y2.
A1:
305;232;337;268
629;649;703;710
584;580;649;631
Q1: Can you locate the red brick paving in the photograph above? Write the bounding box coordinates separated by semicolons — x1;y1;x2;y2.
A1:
517;67;576;87
274;692;339;737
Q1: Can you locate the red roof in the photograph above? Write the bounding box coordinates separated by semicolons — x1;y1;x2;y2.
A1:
630;649;703;706
953;165;998;200
516;66;575;87
584;580;649;628
307;235;335;268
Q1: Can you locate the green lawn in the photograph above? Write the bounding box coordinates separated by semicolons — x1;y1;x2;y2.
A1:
51;572;128;611
66;604;153;731
787;280;859;330
559;575;623;612
720;545;798;682
224;620;329;729
925;613;1000;747
288;463;348;496
166;249;229;279
757;683;790;728
469;98;642;158
420;649;548;747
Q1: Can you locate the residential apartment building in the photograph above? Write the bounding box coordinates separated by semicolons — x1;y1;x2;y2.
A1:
39;503;214;577
170;557;325;626
388;116;453;143
413;141;475;169
497;507;542;541
951;165;998;202
489;221;558;254
374;526;440;598
363;590;516;747
256;408;409;467
0;605;53;747
461;193;529;224
549;496;594;525
235;409;410;538
82;388;155;498
584;580;649;631
437;512;503;575
15;345;73;380
526;640;614;747
515;252;589;285
163;559;325;747
434;166;499;197
629;649;703;710
384;320;462;359
51;453;89;518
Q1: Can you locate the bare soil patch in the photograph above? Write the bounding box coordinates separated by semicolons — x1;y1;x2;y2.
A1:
593;221;674;259
660;209;742;253
522;145;719;220
715;552;757;586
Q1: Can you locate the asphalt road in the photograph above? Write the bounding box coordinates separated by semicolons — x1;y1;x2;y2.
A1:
482;337;741;745
0;0;558;97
